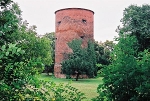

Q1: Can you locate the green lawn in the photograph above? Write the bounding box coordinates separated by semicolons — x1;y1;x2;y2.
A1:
37;73;103;101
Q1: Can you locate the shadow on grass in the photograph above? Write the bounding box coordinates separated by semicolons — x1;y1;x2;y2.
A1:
38;73;103;84
37;73;103;100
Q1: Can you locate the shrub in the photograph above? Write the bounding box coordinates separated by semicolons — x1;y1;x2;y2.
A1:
94;36;150;101
0;44;86;101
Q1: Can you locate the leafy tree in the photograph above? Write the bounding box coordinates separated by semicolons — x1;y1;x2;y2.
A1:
17;24;53;69
0;1;22;45
94;4;150;101
94;35;150;101
94;40;114;71
43;32;55;75
61;39;96;81
118;4;150;51
1;0;53;70
87;40;97;77
101;40;115;52
0;1;86;100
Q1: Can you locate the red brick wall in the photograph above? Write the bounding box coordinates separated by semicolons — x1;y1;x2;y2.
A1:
54;8;94;78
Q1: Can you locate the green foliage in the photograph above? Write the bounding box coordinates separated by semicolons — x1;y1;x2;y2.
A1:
95;4;150;101
94;35;150;101
43;32;55;74
0;43;85;101
17;25;53;67
0;1;21;45
0;0;53;68
62;39;97;81
43;81;86;101
118;4;150;51
94;41;114;67
0;0;12;7
0;1;85;101
0;44;41;100
95;63;103;75
87;40;97;76
38;73;103;100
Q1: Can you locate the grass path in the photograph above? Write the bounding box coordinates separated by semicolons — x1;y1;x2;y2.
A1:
38;73;103;100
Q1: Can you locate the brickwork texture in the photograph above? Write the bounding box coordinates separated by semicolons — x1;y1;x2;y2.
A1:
54;8;94;78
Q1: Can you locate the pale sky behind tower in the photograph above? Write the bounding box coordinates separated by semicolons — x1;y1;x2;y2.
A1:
13;0;150;42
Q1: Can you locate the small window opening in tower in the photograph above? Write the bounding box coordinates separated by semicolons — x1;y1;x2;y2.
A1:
82;19;87;23
80;36;84;39
55;38;57;40
57;21;61;25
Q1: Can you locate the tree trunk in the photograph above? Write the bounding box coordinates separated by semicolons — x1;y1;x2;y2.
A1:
76;73;79;81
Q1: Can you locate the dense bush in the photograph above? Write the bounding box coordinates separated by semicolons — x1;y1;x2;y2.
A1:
0;44;86;101
94;36;150;101
0;44;39;100
41;81;86;101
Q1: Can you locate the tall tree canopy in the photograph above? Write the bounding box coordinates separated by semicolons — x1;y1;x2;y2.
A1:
95;40;115;65
95;4;150;101
118;4;150;51
94;40;115;73
0;1;22;45
17;25;53;67
43;32;55;74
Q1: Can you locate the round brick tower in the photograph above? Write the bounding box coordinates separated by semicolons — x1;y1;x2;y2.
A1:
54;8;94;78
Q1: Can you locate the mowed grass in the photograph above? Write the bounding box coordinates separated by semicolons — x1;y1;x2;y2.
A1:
37;73;103;101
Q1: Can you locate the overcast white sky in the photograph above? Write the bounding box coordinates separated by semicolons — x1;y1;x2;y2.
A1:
13;0;150;42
